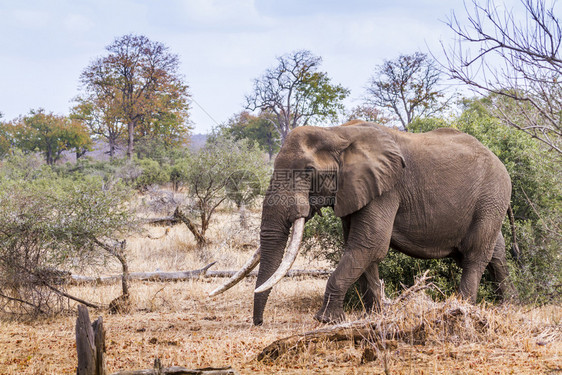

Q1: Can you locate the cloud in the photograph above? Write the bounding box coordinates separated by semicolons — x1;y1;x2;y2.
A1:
64;13;95;33
146;0;272;33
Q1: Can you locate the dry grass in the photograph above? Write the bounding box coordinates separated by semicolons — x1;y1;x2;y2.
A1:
0;209;560;374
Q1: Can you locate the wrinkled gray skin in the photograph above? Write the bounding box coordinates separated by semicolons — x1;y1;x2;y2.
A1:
254;120;514;325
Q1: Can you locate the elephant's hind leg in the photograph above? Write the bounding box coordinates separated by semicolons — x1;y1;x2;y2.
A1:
458;222;501;303
487;232;517;301
357;262;382;313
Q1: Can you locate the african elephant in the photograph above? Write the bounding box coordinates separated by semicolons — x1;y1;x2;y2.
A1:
211;120;515;325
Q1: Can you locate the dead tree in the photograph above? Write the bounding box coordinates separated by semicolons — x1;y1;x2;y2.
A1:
76;304;106;375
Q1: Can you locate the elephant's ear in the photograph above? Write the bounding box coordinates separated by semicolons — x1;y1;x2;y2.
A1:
334;125;405;217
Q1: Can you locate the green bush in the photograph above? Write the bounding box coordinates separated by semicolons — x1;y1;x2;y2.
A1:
302;207;343;264
0;173;136;316
53;157;123;181
134;158;171;190
0;149;53;181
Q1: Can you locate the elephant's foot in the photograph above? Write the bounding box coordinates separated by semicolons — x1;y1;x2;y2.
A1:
314;307;344;324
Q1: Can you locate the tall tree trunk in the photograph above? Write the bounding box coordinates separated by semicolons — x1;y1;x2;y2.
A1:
108;137;115;159
127;121;134;160
46;143;53;165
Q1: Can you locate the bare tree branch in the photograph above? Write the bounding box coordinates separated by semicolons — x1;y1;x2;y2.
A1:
364;53;451;131
441;0;562;153
245;50;349;143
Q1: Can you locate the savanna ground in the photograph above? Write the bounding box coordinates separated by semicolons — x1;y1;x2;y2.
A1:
0;203;560;374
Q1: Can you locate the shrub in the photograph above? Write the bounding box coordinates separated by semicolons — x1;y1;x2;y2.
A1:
0;174;137;317
134;158;171;190
173;135;270;246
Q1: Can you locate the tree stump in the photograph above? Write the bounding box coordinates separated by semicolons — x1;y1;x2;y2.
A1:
76;304;106;375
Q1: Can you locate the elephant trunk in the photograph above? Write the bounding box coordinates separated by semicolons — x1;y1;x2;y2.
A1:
253;195;299;325
254;218;305;294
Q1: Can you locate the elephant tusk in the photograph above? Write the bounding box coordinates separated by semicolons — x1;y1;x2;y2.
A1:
254;217;305;294
208;248;261;297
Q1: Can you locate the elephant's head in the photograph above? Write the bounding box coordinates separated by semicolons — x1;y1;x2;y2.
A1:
210;121;405;325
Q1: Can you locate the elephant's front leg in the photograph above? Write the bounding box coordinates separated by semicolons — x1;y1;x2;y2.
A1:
315;247;376;323
315;198;397;324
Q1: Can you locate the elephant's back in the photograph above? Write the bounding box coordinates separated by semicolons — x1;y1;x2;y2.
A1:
398;127;512;210
408;127;504;170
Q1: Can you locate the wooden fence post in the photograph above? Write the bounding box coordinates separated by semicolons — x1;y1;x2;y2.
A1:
76;304;106;375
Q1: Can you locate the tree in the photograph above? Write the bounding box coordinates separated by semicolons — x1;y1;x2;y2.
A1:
443;0;562;154
0;113;10;158
246;50;349;143
71;97;125;159
222;111;280;160
0;167;137;316
79;34;191;159
364;52;450;131
346;104;391;124
174;136;270;247
10;109;92;165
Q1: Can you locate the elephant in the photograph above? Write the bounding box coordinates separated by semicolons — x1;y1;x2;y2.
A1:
210;120;515;325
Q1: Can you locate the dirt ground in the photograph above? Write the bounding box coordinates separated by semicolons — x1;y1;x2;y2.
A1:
0;211;560;374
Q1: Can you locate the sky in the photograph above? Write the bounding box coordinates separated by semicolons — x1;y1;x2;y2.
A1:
0;0;521;134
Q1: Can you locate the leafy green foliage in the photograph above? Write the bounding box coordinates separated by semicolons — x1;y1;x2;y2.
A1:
0;149;53;181
220;111;281;160
134;158;171;191
0;158;136;316
6;109;92;165
173;135;271;245
302;207;343;264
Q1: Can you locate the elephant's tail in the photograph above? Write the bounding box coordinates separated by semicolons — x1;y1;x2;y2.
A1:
507;204;521;265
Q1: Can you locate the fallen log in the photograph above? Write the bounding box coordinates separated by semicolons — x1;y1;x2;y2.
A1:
143;217;180;226
70;266;331;285
257;319;425;362
257;321;373;362
111;364;237;375
71;262;217;285
205;269;331;278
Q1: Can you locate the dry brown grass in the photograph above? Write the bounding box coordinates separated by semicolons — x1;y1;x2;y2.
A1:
0;209;560;374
